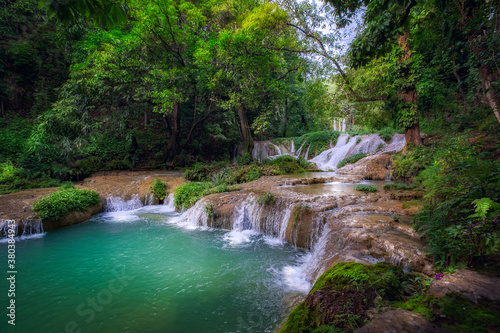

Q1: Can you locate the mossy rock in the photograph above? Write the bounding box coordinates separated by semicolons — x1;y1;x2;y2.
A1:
280;262;406;333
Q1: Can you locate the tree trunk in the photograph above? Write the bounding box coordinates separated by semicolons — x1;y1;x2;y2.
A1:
238;103;254;155
479;64;500;123
282;98;288;137
165;101;179;162
398;30;422;146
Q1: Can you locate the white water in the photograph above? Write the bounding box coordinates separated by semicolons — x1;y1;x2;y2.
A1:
310;134;357;170
309;133;405;170
0;219;46;242
105;193;144;212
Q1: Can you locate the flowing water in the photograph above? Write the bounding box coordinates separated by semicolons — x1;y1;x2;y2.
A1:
0;205;309;333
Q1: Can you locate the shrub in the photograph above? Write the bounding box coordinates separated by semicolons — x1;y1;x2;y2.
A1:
173;182;211;211
257;192;275;205
337;153;368;169
264;155;306;174
355;184;378;192
151;178;167;202
33;188;100;221
378;127;397;141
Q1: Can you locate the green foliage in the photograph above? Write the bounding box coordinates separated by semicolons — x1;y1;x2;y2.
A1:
151;178;167;201
263;155;309;174
236;153;252;166
32;187;100;221
337;153;368;169
203;202;215;218
103;159;132;171
59;181;75;190
377;127;397;141
398;133;500;266
173;181;239;211
173;182;212;211
355;184;378;193
257;192;275;205
383;183;415;191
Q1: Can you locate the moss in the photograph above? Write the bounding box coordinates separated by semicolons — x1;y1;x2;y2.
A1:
311;262;404;298
281;263;407;333
280;302;322;333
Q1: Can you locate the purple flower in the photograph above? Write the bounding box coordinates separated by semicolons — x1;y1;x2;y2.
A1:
467;228;470;234
436;274;440;280
466;183;470;186
444;263;448;268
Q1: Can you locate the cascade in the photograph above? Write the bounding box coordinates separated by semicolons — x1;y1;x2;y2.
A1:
349;134;387;156
163;193;175;210
0;219;45;240
291;140;295;154
271;143;282;156
21;220;44;236
105;194;143;212
309;134;357;170
304;144;311;160
295;141;306;157
342;119;346;132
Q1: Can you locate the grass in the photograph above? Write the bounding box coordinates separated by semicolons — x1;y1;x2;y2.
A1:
32;185;100;221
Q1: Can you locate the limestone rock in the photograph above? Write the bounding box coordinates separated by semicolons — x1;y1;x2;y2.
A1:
427;269;500;303
356;309;450;333
337;154;393;180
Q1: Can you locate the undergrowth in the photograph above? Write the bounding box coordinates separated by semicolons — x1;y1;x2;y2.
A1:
32;184;100;221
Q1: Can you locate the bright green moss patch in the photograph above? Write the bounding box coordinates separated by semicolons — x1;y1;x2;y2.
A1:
32;185;100;221
280;262;409;333
337;153;368;169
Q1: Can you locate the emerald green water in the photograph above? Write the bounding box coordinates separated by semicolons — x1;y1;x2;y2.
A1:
1;206;307;333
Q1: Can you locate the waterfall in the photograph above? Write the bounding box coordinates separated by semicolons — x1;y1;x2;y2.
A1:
379;133;406;154
309;134;357;170
333;119;337;131
163;193;175;210
21;220;44;236
349;134;387;156
169;199;209;230
0;220;45;241
291;140;295;154
295;141;306;157
105;194;143;212
304;144;311;160
342;119;346;132
271;143;282;156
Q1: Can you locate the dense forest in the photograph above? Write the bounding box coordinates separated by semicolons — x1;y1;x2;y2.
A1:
1;0;499;262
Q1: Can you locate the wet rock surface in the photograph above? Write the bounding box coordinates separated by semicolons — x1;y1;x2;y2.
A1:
356;308;451;333
0;170;185;226
427;269;500;303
